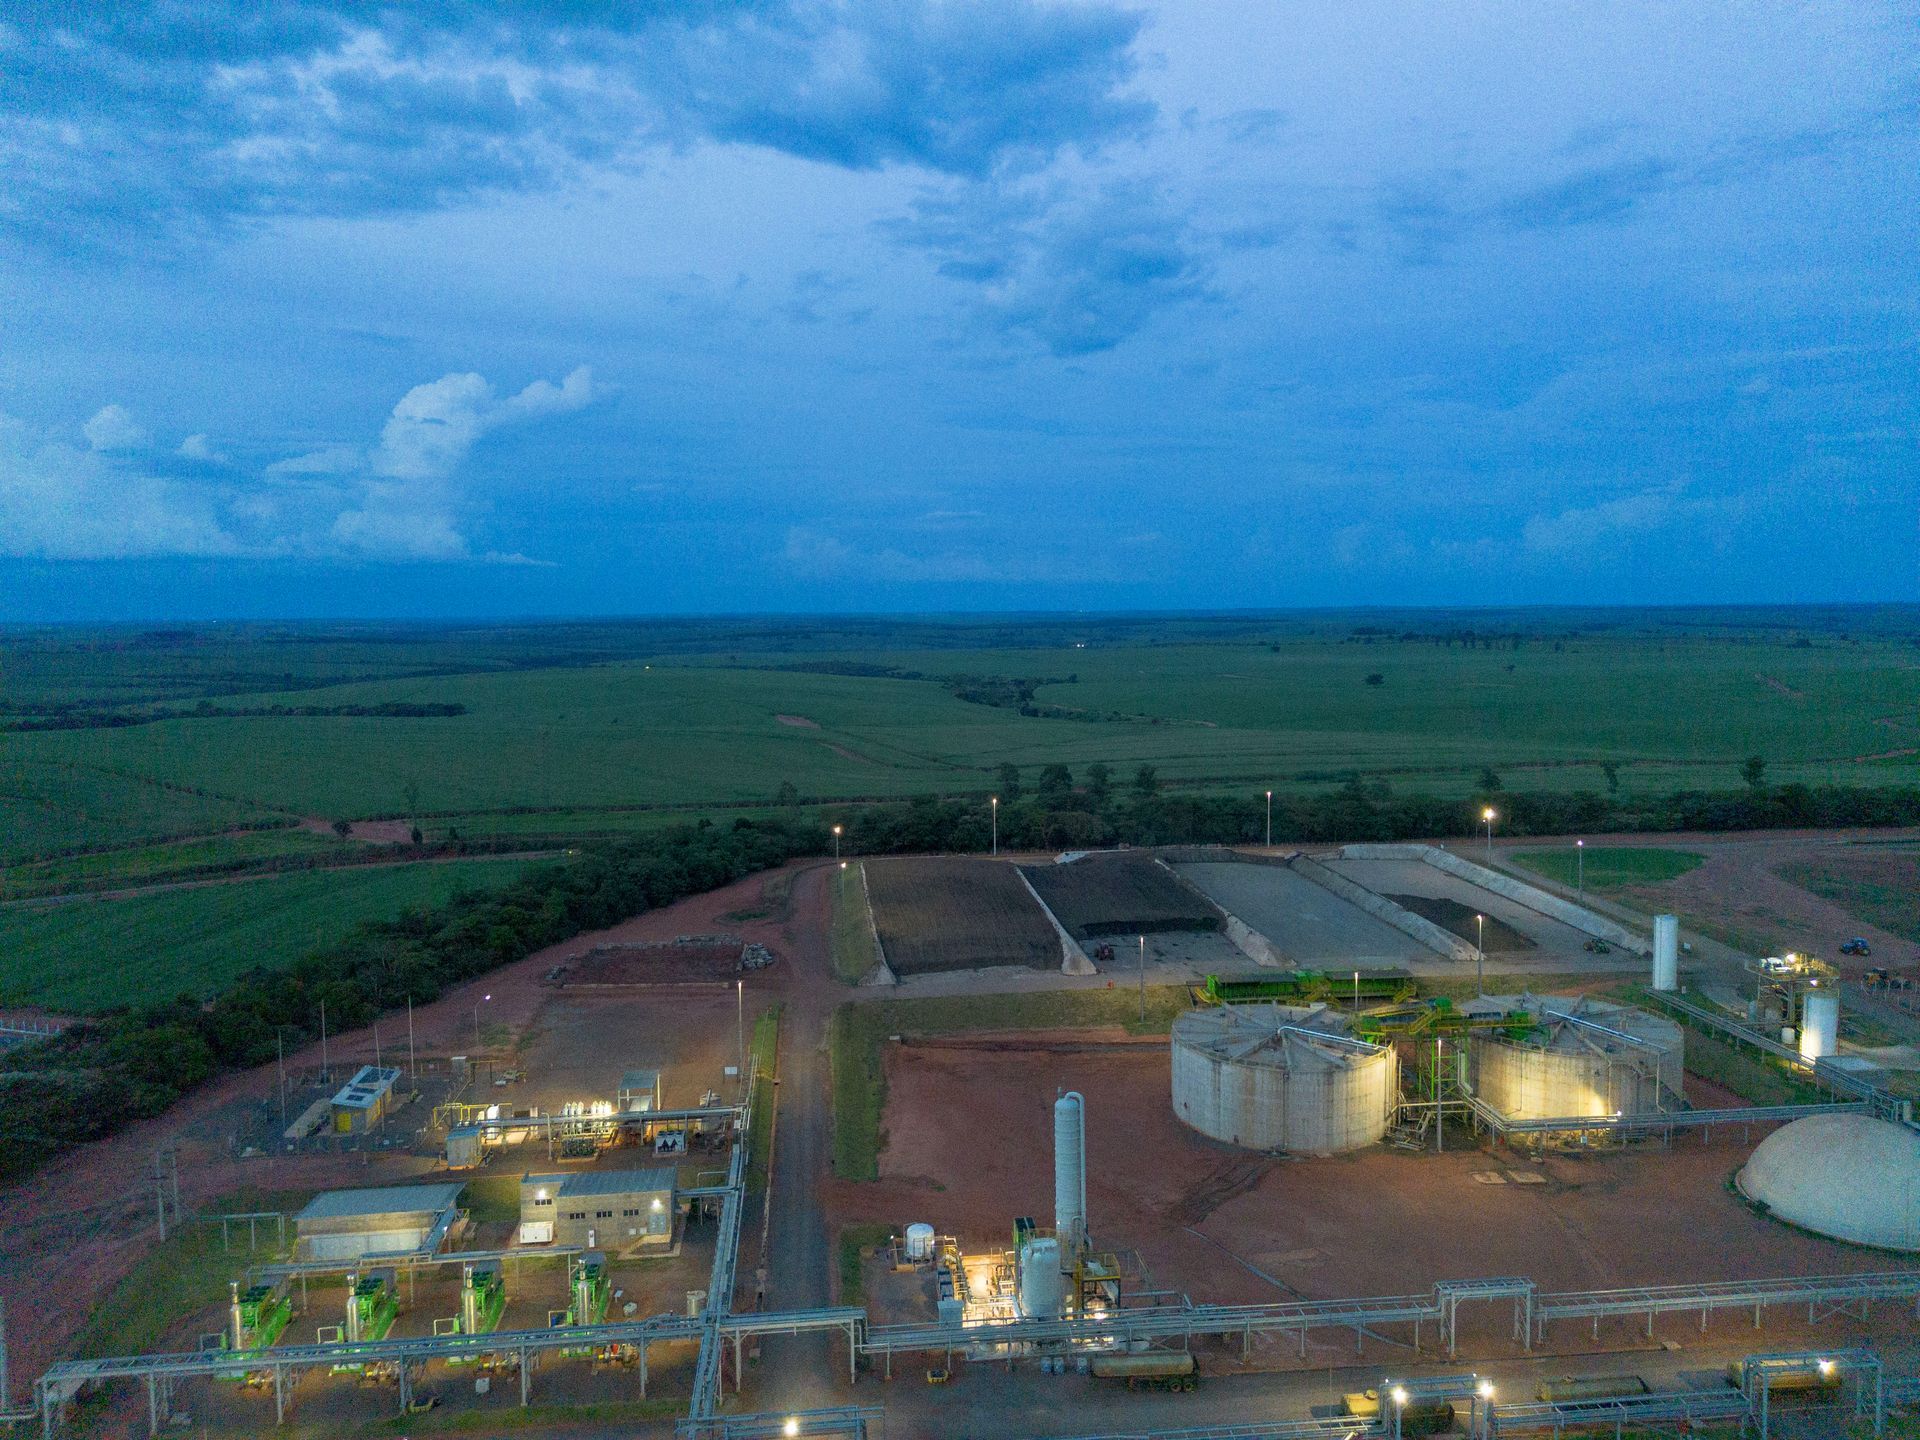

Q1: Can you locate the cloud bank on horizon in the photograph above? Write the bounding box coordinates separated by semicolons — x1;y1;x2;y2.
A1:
0;1;1914;617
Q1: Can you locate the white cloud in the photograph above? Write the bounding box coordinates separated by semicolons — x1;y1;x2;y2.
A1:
83;404;147;451
178;433;229;464
264;444;364;477
374;366;602;481
1522;484;1682;553
325;365;603;560
0;412;239;558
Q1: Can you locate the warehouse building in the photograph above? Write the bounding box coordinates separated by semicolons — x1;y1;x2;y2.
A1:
329;1065;402;1134
295;1182;464;1262
519;1168;676;1253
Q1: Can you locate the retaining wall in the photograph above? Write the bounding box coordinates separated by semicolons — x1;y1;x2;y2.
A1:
1287;855;1476;963
1339;844;1650;956
1013;868;1097;975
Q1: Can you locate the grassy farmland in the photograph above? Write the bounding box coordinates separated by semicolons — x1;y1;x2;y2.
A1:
3;612;1917;866
0;857;535;1012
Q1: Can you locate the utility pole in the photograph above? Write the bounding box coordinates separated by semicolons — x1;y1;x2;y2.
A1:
1475;914;1485;996
1138;935;1146;1023
1265;790;1272;848
407;998;417;1080
736;979;746;1097
1575;839;1585;896
990;796;998;856
276;1030;288;1134
319;999;329;1082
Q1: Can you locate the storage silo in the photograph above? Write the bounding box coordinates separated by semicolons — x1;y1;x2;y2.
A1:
1468;994;1684;1121
1053;1091;1086;1253
1800;992;1839;1060
1170;1004;1398;1153
1652;915;1679;991
1018;1235;1065;1319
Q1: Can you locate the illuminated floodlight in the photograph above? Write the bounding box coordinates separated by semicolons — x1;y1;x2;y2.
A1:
1390;1386;1409;1407
1818;1358;1836;1376
783;1420;800;1438
651;1197;664;1211
1477;1379;1495;1400
1481;807;1495;822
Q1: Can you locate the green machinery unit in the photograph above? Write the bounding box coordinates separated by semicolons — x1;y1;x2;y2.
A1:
569;1252;612;1327
221;1281;292;1376
461;1261;507;1336
345;1269;400;1344
1199;970;1416;1007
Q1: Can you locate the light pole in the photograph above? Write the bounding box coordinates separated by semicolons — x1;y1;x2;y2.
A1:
1138;935;1146;1022
1265;790;1272;848
473;993;491;1051
990;796;998;856
1475;914;1485;995
1481;806;1496;865
736;978;745;1095
831;823;842;860
1575;839;1584;896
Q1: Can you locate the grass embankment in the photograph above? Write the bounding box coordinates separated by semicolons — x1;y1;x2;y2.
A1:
74;1191;307;1358
1614;984;1829;1106
837;1222;896;1303
1783;855;1920;945
830;986;1193;1181
1512;846;1704;889
0;857;534;1012
829;862;876;984
748;1005;782;1194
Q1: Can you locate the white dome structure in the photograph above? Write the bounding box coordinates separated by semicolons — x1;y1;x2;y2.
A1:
1737;1114;1920;1251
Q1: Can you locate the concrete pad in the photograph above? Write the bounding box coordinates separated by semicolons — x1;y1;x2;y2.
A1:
1176;862;1434;965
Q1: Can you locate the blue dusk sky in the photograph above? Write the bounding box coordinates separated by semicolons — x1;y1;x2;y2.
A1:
0;2;1915;620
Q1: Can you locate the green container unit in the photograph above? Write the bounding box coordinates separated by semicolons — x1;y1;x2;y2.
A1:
461;1262;507;1336
222;1282;292;1376
346;1270;400;1344
569;1252;611;1327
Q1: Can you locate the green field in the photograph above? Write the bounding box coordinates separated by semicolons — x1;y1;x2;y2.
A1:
4;613;1917;864
1512;846;1706;889
0;826;347;900
1781;851;1920;945
0;858;534;1012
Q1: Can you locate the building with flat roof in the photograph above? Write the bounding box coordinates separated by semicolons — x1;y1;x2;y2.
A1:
519;1168;676;1253
295;1182;464;1262
329;1065;401;1134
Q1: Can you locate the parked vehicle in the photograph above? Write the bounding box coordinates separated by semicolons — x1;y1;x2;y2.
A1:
1841;938;1872;957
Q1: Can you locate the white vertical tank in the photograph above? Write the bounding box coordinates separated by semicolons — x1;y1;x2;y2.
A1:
904;1223;935;1261
1800;992;1839;1060
1652;915;1679;991
1054;1091;1086;1254
1019;1236;1065;1319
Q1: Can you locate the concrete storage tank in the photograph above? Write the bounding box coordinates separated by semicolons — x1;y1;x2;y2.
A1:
1018;1236;1065;1318
1799;992;1839;1060
1170;1004;1398;1153
1468;994;1684;1121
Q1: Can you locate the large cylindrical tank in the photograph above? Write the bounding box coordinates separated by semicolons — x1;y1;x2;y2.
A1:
1800;992;1839;1060
1652;915;1679;991
1018;1236;1064;1319
1054;1092;1085;1252
904;1223;935;1262
1470;996;1684;1120
1170;1005;1398;1153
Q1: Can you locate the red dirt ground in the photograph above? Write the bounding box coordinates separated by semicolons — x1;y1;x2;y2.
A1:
826;1032;1908;1359
554;940;747;987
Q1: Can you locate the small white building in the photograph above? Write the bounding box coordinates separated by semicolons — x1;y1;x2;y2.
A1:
295;1182;463;1262
329;1065;402;1134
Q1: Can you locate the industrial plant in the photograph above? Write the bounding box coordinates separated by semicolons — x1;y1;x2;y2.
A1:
17;843;1920;1440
